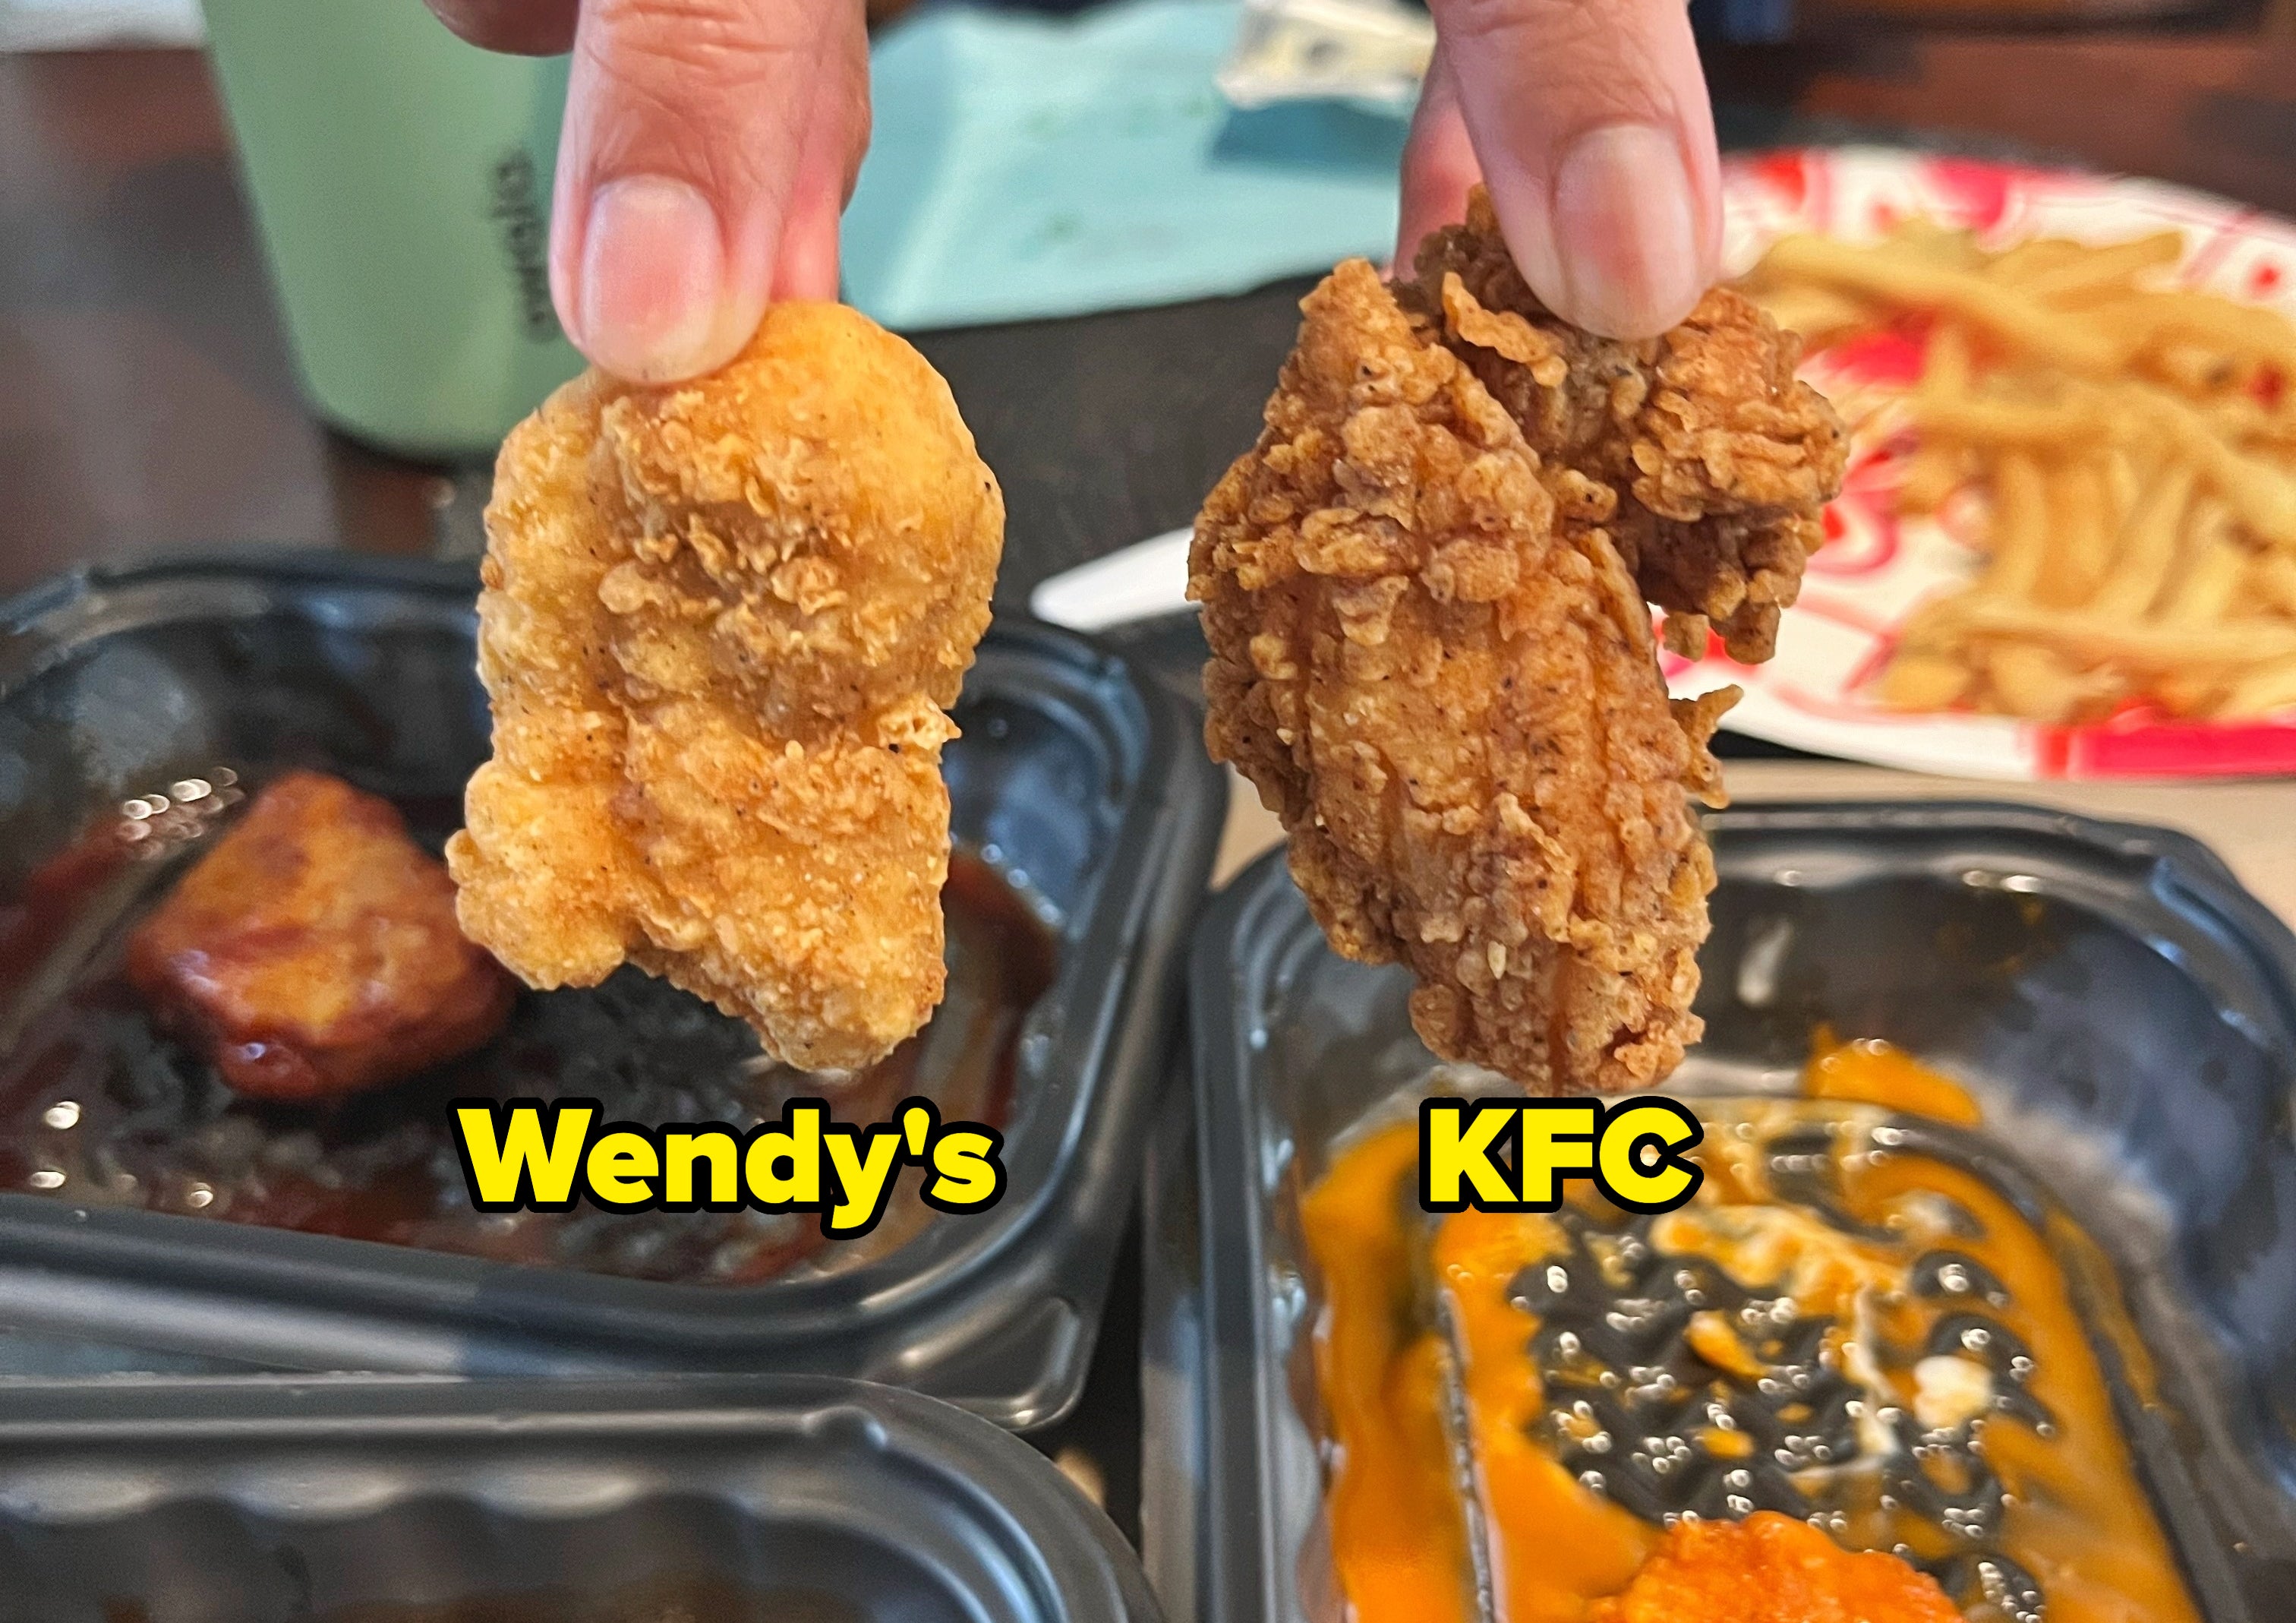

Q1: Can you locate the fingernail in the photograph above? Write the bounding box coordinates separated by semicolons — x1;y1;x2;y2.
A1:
1551;123;1704;339
575;175;731;382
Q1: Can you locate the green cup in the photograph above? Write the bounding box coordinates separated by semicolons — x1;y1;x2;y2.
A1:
200;0;585;457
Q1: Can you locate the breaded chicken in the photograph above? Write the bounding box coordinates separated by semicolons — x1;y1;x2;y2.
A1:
1410;191;1846;662
447;302;1003;1072
127;772;513;1102
1192;199;1842;1093
1590;1514;1961;1623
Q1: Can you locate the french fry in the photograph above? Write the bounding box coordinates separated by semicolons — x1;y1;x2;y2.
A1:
1953;597;2296;666
2221;655;2296;718
2156;671;2231;717
2103;448;2142;536
1761;234;2133;374
2095;290;2296;374
2160;500;2244;625
2040;456;2112;608
1878;649;1975;710
2089;460;2197;619
2158;493;2225;602
2249;551;2296;618
1900;324;1975;513
1885;216;1987;269
1913;390;2105;453
1899;446;1968;515
1980;451;2050;600
2124;385;2296;548
2153;342;2243;397
1748;284;1872;348
1984;236;2089;287
2010;232;2184;300
2208;390;2296;450
1913;384;2296;546
1984;643;2104;723
1924;321;1975;396
1748;210;2296;734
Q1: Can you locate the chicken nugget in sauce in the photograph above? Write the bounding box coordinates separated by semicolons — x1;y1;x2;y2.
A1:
1591;1513;1962;1623
125;771;513;1102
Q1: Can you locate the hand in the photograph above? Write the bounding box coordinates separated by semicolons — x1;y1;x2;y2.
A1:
1399;2;1722;339
427;0;1713;378
425;0;869;383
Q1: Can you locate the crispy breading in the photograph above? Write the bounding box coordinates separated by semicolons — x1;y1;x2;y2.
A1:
127;771;513;1102
1191;197;1843;1094
1193;260;1727;1093
1409;191;1846;662
447;302;1003;1072
1590;1513;1962;1623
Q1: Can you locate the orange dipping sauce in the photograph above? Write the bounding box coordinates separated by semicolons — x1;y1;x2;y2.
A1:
1301;1041;2203;1623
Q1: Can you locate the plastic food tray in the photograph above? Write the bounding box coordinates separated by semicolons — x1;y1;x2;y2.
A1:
1145;804;2296;1623
0;553;1224;1428
0;1372;1161;1623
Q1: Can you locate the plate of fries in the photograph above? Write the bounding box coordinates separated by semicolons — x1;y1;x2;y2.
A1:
1677;147;2296;778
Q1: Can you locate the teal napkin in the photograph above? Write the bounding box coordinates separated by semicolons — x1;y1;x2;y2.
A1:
843;0;1408;332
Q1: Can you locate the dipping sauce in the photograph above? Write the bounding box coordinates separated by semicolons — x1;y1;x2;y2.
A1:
1304;1042;2203;1623
0;800;1055;1285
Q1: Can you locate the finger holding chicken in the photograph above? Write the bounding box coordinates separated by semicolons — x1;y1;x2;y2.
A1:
1408;191;1846;663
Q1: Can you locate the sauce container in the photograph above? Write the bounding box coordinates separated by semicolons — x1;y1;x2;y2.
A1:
0;1372;1160;1623
1146;805;2296;1623
0;554;1223;1429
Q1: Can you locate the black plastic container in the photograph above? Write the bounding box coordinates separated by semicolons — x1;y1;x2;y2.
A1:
0;1372;1161;1623
0;553;1225;1428
1146;804;2296;1623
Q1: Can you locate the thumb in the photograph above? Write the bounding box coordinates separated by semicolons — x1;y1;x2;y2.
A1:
1418;0;1720;339
550;0;867;383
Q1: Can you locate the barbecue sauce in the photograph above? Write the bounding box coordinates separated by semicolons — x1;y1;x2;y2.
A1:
0;825;1055;1285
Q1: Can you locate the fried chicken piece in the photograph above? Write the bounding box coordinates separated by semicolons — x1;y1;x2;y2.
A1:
446;302;1002;1072
1409;191;1846;662
1191;201;1843;1093
126;772;513;1102
1193;261;1725;1092
1590;1513;1962;1623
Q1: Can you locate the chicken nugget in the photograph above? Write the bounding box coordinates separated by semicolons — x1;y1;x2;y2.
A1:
1590;1513;1962;1623
127;771;513;1102
447;302;1004;1072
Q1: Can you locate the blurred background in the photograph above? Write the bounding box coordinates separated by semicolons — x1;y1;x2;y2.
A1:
2;0;2292;616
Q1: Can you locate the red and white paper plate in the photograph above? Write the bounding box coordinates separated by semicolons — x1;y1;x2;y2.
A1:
1669;147;2296;780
